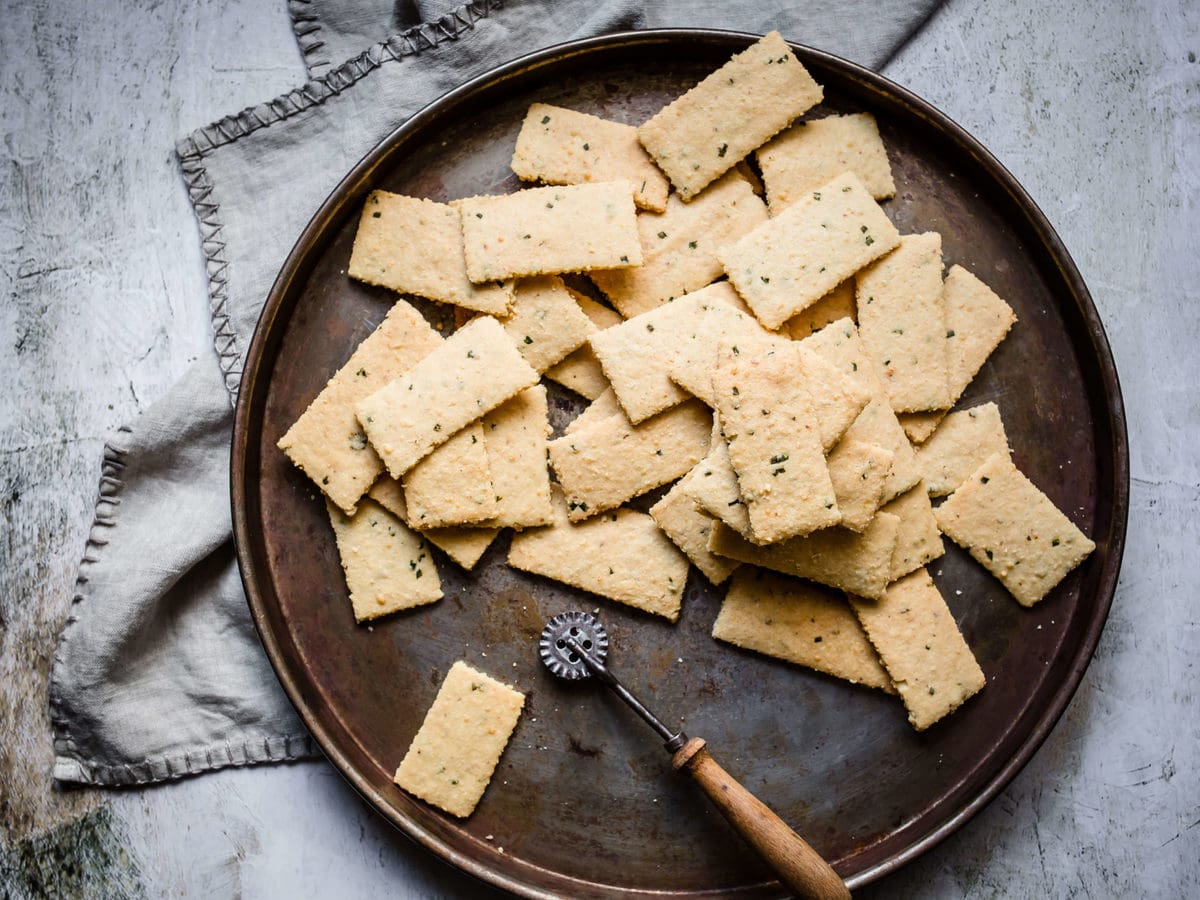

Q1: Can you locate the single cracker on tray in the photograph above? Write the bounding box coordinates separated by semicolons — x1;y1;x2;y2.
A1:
934;452;1095;607
508;489;690;621
277;300;441;514
368;477;498;571
713;568;893;691
402;423;497;529
481;385;555;529
916;401;1011;496
637;31;823;200
327;498;442;621
347;192;512;315
849;567;985;731
511;102;669;212
501;275;594;373
720;172;901;329
757;112;896;214
543;290;621;400
650;468;741;586
356;315;540;477
394;661;524;818
457;182;642;282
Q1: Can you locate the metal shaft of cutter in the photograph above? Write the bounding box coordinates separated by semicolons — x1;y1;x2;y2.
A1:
564;636;687;751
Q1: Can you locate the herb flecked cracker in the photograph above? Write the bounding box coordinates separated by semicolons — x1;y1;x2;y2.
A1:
394;661;524;818
457;182;642;282
881;481;945;582
826;439;894;533
481;385;555;529
367;478;498;571
501;275;594;373
356;315;540;477
327;498;442;622
649;469;741;586
637;31;823;200
511;103;669;212
508;490;690;621
713;569;894;691
347;192;513;315
543;290;621;400
720;172;901;329
683;417;753;536
278;300;442;514
916;402;1010;496
934;452;1095;607
402;423;497;529
849;567;985;731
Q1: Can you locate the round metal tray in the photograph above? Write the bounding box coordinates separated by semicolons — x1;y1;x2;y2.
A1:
232;30;1128;897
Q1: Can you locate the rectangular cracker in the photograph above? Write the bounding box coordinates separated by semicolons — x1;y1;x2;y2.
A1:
481;385;554;529
782;279;856;340
857;232;951;412
394;661;524;818
563;386;625;436
708;512;901;600
277;301;442;514
794;344;873;452
348;192;512;315
402;423;497;528
882;481;945;581
934;453;1095;607
327;498;442;621
916;402;1010;496
368;477;498;571
801;317;922;501
458;182;642;282
713;568;893;691
511;102;669;212
849;568;985;730
543;292;621;400
683;418;753;536
713;341;839;543
649;469;741;585
548;400;712;521
356;315;540;477
508;490;690;620
589;281;742;423
637;31;823;200
590;170;769;318
502;275;594;372
827;439;894;533
757;112;896;214
720;172;901;329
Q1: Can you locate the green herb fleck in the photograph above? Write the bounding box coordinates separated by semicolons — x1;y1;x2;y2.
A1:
583;142;590;151
356;367;367;377
981;476;990;484
813;191;822;200
813;636;823;643
657;231;668;239
523;335;533;344
646;323;655;332
541;115;550;124
688;240;697;249
769;454;789;464
717;143;728;158
371;211;381;218
946;329;956;338
985;549;994;560
1052;538;1061;547
865;235;875;246
842;185;852;192
322;476;329;485
760;276;770;284
433;424;442;432
620;255;629;263
467;349;476;359
928;686;937;695
475;212;483;218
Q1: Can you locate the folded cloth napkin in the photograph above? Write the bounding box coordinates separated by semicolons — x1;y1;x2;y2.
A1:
50;0;941;786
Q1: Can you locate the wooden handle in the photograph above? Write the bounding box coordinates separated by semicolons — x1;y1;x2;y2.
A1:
673;738;850;900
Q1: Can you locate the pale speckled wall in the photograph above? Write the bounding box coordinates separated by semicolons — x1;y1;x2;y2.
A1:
1;0;1197;896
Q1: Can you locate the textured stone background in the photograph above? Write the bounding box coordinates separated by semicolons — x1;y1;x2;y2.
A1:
1;0;1197;896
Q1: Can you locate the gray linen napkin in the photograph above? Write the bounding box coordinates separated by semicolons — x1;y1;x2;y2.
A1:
50;0;941;786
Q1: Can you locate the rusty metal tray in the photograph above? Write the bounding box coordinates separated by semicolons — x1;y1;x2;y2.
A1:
232;30;1128;897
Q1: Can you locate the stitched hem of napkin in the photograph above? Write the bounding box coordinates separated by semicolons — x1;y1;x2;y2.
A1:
175;0;504;400
287;0;326;72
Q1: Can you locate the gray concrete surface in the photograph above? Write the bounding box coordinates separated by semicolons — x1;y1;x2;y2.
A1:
1;0;1197;896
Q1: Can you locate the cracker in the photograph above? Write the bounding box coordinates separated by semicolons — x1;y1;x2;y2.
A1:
367;478;498;571
649;469;741;585
794;344;873;452
827;439;894;533
712;341;838;543
934;453;1095;607
502;275;594;372
713;569;893;691
590;170;769;318
563;386;625;436
402;424;497;528
356;315;540;477
589;281;742;423
543;291;621;400
457;182;642;282
916;402;1010;496
682;418;753;536
758;112;896;213
511;103;669;212
897;411;945;445
720;172;901;329
801;318;922;501
548;400;712;521
849;568;985;731
782;279;856;340
327;498;442;622
857;232;951;412
882;481;945;581
708;512;900;600
277;301;441;513
481;385;555;529
347;192;513;315
394;661;524;818
637;31;823;200
508;490;690;621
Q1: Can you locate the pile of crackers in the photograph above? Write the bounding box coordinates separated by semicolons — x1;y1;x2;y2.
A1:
277;32;1095;818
